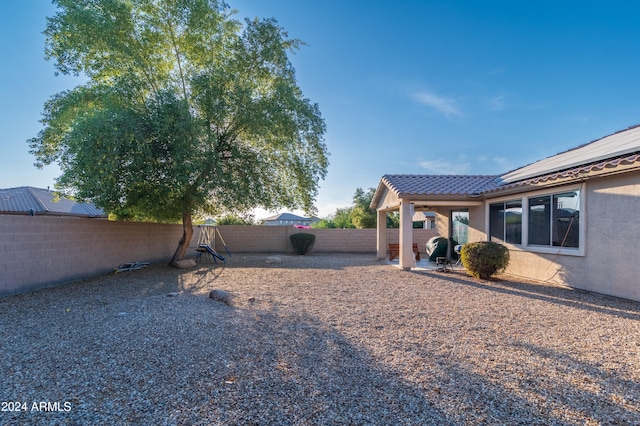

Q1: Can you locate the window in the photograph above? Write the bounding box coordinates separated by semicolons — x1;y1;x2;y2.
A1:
489;187;582;254
489;200;522;244
528;196;550;245
528;190;580;248
451;210;469;244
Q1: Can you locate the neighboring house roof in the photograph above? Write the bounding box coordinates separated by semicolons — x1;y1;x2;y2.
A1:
412;211;436;221
263;212;312;222
0;187;106;218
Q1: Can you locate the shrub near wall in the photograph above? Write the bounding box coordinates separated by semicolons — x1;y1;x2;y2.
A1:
461;241;510;279
289;233;316;255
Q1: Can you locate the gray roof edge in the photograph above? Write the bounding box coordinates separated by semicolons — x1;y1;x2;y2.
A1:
501;124;640;183
374;125;640;202
0;186;106;217
28;186;53;212
263;212;311;221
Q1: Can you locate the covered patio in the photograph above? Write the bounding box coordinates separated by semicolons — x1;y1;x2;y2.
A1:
371;174;499;270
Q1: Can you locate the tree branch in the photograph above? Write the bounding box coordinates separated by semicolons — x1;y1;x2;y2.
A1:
165;18;188;100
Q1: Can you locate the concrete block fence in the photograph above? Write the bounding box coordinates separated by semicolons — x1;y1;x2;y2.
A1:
200;225;438;256
0;215;183;297
1;215;438;297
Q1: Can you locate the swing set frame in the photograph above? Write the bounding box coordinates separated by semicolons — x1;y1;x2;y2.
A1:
196;225;231;263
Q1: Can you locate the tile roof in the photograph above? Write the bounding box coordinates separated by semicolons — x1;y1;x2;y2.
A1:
381;174;501;196
0;187;106;217
375;125;640;205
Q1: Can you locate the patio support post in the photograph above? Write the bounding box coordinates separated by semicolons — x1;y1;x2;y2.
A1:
376;209;387;259
399;200;414;270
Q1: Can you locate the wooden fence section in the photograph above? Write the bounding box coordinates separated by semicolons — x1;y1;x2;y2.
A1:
0;215;438;296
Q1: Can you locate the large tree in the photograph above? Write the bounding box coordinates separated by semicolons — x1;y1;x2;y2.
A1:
29;0;329;265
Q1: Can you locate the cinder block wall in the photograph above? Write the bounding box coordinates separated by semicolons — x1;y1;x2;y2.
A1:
198;225;438;255
0;216;183;297
1;216;440;297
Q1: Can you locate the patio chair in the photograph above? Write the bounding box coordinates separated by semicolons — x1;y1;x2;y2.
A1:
435;256;453;272
453;244;463;268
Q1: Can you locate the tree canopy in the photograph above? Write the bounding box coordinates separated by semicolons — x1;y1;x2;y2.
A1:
29;0;329;264
312;188;399;229
214;212;256;225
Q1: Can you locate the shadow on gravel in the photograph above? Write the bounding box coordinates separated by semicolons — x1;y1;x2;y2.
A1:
409;269;640;322
202;309;638;425
9;299;637;425
181;308;454;425
3;260;640;425
0;295;450;425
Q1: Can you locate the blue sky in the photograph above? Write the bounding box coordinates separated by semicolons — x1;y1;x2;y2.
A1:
2;1;640;218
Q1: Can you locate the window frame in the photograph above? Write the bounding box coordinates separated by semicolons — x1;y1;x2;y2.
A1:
486;183;585;257
450;209;470;245
489;199;522;245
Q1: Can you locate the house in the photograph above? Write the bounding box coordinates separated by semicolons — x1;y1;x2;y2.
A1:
412;211;436;229
372;124;640;302
262;212;318;227
0;186;106;218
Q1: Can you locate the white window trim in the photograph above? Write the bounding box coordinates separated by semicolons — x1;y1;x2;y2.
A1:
485;183;586;257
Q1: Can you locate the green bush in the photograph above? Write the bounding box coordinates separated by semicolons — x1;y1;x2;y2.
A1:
289;233;316;255
460;241;510;279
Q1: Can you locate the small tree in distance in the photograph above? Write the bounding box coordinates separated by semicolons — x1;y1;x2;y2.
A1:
215;213;256;226
350;188;377;228
312;187;399;229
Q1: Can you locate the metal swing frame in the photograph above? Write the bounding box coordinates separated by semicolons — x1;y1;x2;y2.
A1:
196;225;231;264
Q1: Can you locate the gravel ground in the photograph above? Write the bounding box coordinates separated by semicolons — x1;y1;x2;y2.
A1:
1;254;640;425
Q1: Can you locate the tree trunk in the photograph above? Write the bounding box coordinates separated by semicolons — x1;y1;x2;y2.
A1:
170;210;193;266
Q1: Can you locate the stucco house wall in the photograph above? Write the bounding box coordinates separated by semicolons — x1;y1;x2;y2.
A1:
428;174;640;302
423;206;487;246
493;172;640;301
467;205;487;243
432;208;449;239
580;172;640;299
371;124;640;301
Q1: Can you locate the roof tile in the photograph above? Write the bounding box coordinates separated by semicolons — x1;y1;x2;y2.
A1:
382;174;501;196
375;125;640;204
0;187;106;217
263;212;311;221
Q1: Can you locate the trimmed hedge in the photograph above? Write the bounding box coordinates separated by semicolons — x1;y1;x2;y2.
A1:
289;233;316;255
460;241;509;279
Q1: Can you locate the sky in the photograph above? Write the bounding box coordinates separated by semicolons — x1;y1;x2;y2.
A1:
2;1;640;219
